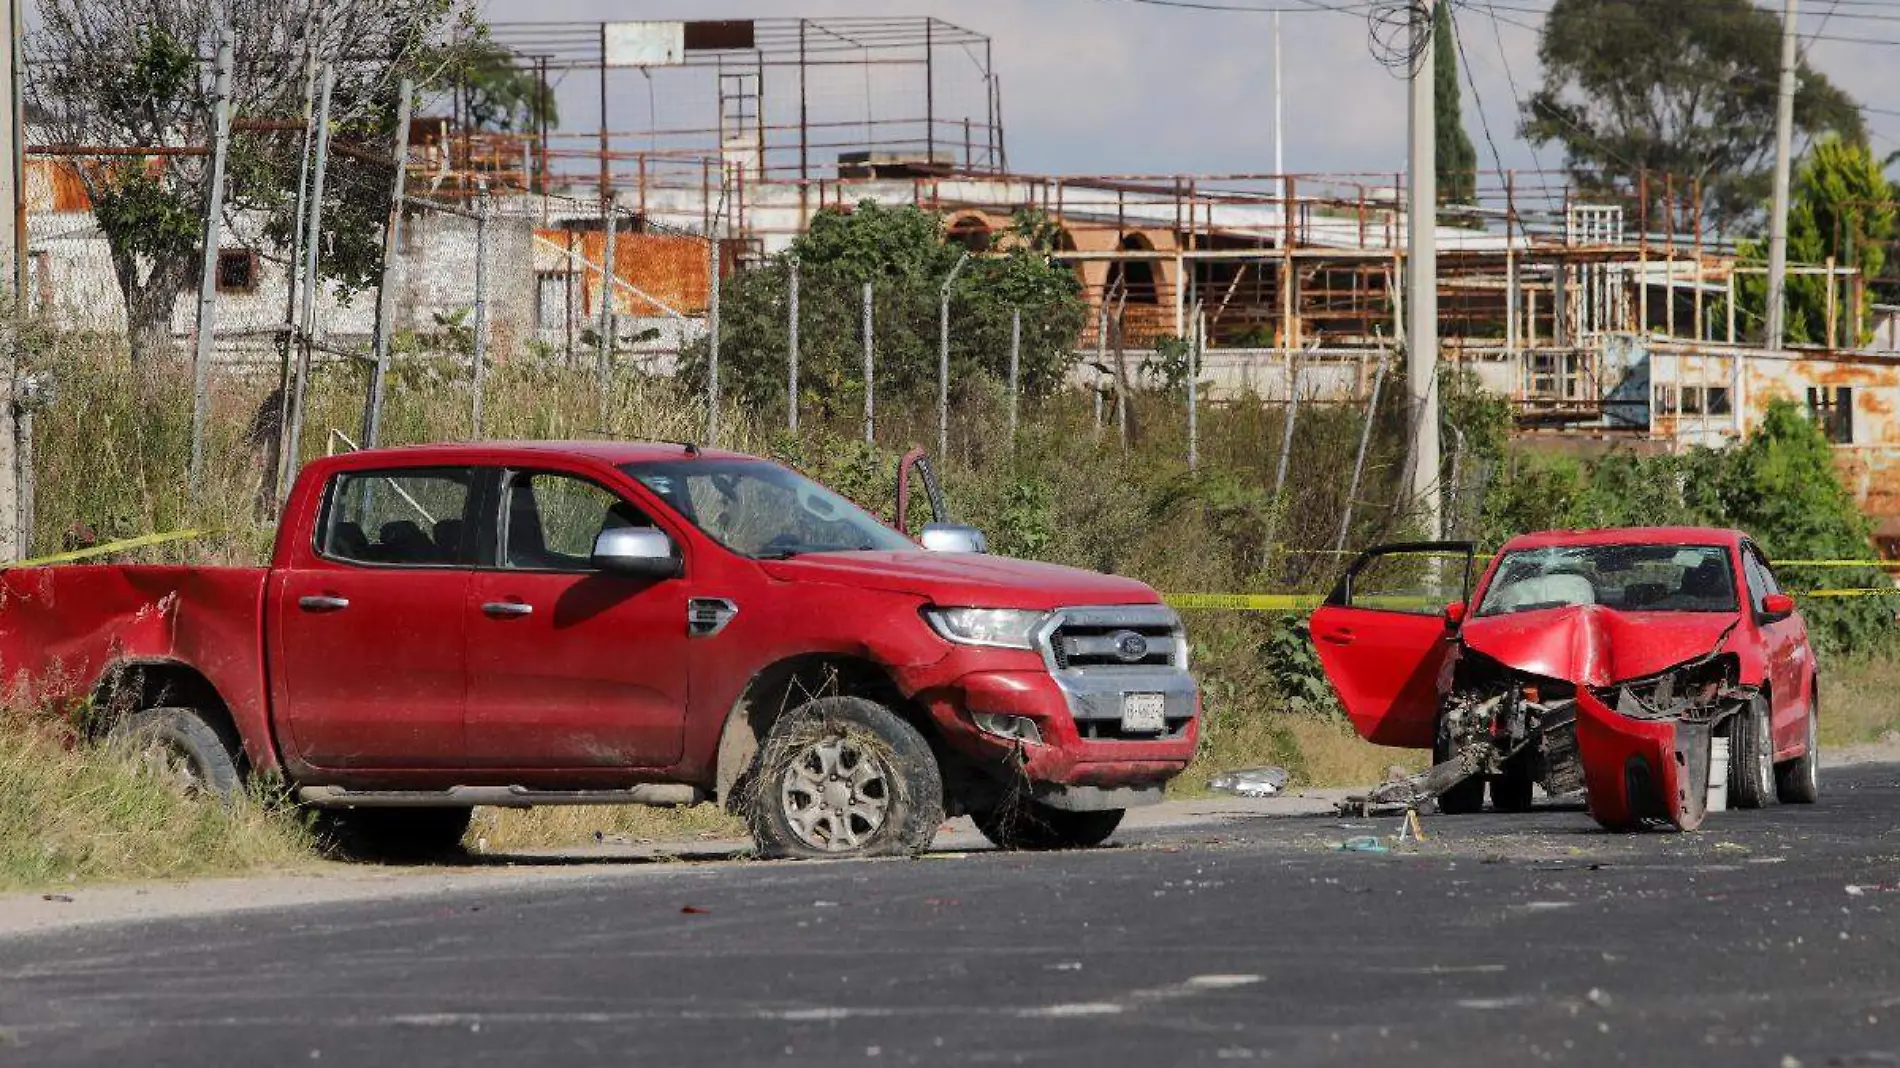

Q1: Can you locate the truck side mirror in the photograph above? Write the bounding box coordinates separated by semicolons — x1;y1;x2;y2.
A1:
920;523;988;554
592;527;683;579
1760;592;1795;622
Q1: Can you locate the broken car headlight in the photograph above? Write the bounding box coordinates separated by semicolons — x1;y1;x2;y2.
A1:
924;607;1049;650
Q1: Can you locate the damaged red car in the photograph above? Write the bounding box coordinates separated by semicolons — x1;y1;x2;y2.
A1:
1310;528;1820;831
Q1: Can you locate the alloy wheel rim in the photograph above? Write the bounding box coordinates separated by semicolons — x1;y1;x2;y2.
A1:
1757;705;1776;796
779;734;893;852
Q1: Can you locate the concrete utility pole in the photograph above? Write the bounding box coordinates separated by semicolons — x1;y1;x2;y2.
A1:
0;0;24;559
363;78;414;448
1406;0;1441;538
1765;0;1799;351
1273;11;1285;181
188;25;235;499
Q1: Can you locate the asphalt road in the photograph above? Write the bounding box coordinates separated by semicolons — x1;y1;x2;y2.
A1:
5;766;1900;1068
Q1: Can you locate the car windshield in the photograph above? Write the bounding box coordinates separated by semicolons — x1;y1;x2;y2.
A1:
1476;544;1737;616
622;458;918;559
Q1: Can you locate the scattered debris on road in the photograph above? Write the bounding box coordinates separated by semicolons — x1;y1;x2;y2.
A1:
1207;767;1289;797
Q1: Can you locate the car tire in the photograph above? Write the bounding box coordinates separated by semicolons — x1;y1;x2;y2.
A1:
972;803;1125;851
106;706;245;803
1433;731;1485;815
314;807;473;863
1775;691;1821;804
1729;696;1776;809
747;696;944;860
1490;753;1536;813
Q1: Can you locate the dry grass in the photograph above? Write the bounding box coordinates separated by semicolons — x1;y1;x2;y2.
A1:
1820;655;1900;748
0;725;315;892
468;804;745;853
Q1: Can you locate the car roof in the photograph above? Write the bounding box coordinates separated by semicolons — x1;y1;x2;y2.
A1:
336;440;759;466
1498;526;1745;551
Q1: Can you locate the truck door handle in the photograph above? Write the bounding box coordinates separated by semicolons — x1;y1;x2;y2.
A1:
298;595;350;612
481;601;534;618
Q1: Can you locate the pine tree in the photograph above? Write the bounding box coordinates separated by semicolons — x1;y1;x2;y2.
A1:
1434;2;1477;206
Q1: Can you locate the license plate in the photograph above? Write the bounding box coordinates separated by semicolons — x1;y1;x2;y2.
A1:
1121;693;1167;734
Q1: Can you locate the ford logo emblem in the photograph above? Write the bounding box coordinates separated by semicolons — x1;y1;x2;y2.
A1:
1111;630;1149;662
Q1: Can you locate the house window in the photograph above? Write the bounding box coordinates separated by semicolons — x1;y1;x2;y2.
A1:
1807;386;1853;444
536;272;571;331
215;249;258;293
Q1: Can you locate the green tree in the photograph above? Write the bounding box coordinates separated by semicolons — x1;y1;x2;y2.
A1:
27;0;477;360
444;38;559;132
1737;138;1897;346
1434;1;1477;207
1522;0;1864;234
678;202;1086;421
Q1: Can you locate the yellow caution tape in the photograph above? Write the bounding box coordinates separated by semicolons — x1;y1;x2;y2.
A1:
1166;593;1321;612
2;529;212;569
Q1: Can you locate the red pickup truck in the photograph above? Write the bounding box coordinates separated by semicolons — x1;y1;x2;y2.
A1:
2;441;1199;858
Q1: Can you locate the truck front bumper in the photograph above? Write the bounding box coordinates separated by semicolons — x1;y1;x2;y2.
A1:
921;668;1200;808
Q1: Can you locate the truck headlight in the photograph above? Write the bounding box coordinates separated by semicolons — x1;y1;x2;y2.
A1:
923;607;1048;650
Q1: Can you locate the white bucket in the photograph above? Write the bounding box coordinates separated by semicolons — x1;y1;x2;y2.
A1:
1707;736;1731;813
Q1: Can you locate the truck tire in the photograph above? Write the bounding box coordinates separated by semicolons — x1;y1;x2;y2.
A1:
106;707;244;803
1728;696;1776;810
971;803;1124;851
1433;731;1485;815
747;696;944;860
315;807;473;863
1775;692;1821;804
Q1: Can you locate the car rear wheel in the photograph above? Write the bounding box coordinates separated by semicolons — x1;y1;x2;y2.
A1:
972;803;1124;851
1728;696;1776;809
747;696;944;860
106;707;244;803
1775;692;1821;804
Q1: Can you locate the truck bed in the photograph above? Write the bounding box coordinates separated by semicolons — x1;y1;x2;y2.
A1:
0;565;275;768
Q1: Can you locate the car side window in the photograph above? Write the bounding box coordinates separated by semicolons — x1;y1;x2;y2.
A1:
502;471;654;571
319;468;475;567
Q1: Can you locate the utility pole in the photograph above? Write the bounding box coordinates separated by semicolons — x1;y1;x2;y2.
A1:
363;78;414;448
0;0;25;559
1765;0;1799;351
937;250;970;459
1405;0;1442;539
1273;11;1285;181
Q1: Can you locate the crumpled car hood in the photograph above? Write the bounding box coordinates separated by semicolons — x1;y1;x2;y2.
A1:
759;551;1159;609
1460;604;1738;687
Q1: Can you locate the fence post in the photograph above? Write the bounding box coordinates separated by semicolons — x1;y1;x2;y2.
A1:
1093;302;1106;434
1263;337;1302;563
937;251;970;459
707;228;722;446
363;77;413;448
283;63;335;489
187;24;234;500
596;197;617;427
1008;307;1021;444
1334;354;1388;555
787;256;800;431
470;191;490;438
1187;307;1200;472
862;281;875;444
268;18;323;508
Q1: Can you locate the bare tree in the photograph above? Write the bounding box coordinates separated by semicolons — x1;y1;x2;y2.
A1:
26;0;473;361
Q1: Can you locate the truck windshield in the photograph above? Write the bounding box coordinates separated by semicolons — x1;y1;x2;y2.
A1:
622;459;918;559
1476;544;1737;616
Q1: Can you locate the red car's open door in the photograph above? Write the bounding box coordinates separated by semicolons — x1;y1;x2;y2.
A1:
1309;542;1475;749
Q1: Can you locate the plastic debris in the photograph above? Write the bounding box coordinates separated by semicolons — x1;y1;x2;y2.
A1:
1338;835;1390;854
1208;766;1290;797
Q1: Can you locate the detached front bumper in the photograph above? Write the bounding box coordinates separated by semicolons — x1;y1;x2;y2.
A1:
920;668;1200;810
1576;687;1712;832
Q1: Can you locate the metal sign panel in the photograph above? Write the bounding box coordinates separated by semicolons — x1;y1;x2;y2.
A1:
603;22;684;67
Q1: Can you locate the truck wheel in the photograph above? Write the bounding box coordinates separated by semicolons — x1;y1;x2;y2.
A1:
1490;753;1536;813
1775;693;1821;804
315;807;472;863
1729;696;1776;809
971;803;1124;851
747;696;944;860
1433;731;1485;815
106;707;244;803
